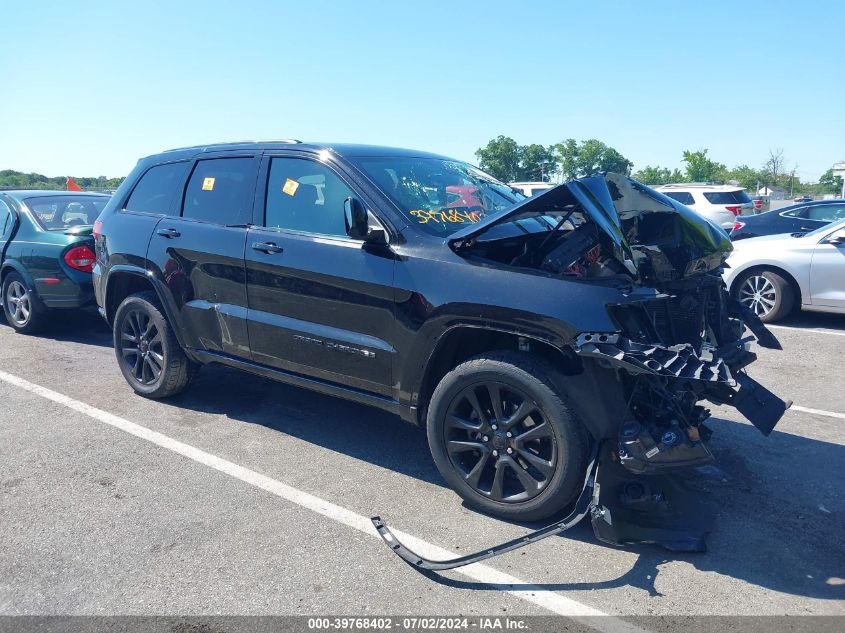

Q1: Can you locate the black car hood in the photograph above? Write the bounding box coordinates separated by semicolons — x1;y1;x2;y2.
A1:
450;173;733;283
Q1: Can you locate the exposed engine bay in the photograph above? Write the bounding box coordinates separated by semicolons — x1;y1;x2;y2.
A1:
374;173;790;571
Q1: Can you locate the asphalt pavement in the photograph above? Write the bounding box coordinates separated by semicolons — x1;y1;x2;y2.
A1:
1;308;843;622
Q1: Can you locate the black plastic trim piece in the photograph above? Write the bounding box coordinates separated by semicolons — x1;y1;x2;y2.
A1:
371;444;600;571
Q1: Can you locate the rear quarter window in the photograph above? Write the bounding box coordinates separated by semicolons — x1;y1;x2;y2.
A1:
125;162;190;214
703;191;751;205
663;191;695;205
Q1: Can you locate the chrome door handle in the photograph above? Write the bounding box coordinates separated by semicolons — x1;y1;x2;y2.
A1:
252;241;284;254
156;228;181;238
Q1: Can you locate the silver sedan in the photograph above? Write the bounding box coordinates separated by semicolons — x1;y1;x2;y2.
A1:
723;218;845;323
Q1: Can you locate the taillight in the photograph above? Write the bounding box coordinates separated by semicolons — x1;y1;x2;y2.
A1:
725;205;742;216
732;221;745;232
753;199;763;210
93;219;103;239
64;245;96;273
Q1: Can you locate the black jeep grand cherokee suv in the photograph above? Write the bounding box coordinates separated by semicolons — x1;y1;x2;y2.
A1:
93;141;787;523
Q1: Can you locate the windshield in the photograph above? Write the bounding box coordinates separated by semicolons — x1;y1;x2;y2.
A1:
24;195;109;230
703;190;751;205
804;217;845;238
350;156;524;236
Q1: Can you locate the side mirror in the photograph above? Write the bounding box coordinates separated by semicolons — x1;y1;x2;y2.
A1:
824;228;845;244
344;197;368;240
344;196;387;244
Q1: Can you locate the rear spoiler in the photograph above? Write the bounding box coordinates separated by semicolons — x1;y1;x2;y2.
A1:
63;225;94;237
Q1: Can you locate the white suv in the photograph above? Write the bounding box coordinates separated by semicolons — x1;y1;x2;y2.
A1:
509;181;555;197
653;184;754;230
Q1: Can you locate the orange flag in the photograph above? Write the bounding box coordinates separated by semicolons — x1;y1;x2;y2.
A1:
66;177;83;191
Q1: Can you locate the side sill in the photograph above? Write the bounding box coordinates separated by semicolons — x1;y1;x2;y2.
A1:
192;350;404;417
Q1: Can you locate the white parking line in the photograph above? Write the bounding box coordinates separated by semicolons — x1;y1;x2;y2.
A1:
790;405;845;421
768;324;845;338
0;369;644;632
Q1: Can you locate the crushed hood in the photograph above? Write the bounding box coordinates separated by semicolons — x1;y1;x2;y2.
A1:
450;173;733;283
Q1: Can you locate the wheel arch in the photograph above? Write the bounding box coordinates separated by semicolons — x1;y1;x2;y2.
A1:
103;266;190;349
410;325;581;426
730;263;803;306
1;259;36;289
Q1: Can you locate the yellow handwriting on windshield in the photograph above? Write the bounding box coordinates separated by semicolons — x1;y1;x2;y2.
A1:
410;209;481;224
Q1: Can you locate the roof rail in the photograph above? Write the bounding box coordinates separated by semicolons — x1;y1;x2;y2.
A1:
162;139;303;154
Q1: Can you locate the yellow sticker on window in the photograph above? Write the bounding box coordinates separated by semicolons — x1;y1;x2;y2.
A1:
282;178;299;196
201;177;215;191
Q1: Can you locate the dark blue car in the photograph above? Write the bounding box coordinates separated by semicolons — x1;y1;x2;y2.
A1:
731;199;845;240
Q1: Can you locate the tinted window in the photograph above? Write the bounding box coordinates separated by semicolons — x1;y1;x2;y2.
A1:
182;158;255;225
0;198;11;234
264;157;354;236
807;204;845;221
24;196;109;230
663;191;695;205
126;162;190;214
781;206;808;218
703;191;751;204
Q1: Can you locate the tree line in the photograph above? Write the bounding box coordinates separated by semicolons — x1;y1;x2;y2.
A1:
0;170;124;191
475;137;843;196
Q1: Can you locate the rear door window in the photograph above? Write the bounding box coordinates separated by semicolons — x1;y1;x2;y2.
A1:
663;191;694;205
182;158;256;225
807;204;845;221
703;191;751;204
125;162;190;214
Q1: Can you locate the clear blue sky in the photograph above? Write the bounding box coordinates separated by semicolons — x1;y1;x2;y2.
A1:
1;0;842;182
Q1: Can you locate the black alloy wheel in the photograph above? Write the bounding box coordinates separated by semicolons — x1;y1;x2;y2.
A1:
444;381;556;503
118;308;165;386
112;291;196;398
427;351;588;522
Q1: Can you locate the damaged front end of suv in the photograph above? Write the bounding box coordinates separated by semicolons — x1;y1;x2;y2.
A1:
374;173;789;567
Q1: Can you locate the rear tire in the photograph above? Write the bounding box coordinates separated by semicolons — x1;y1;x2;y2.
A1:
735;269;795;323
427;351;589;522
2;272;44;334
113;291;196;398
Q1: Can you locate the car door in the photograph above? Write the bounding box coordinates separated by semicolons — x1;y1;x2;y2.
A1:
777;205;837;234
146;153;259;358
244;153;396;397
809;225;845;309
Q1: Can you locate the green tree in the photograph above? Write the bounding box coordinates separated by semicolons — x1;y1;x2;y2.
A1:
817;169;844;195
519;144;556;182
633;165;672;185
0;169;124;191
553;138;633;180
475;136;523;181
681;149;726;182
724;164;763;192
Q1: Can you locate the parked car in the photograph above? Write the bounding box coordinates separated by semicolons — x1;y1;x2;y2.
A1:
652;183;754;229
0;190;108;332
731;199;845;241
510;181;554;197
93;142;785;524
724;218;845;322
750;195;768;213
793;195;813;203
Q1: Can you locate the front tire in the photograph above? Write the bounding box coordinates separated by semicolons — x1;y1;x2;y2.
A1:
113;291;195;398
735;269;795;323
427;351;589;522
2;272;43;334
